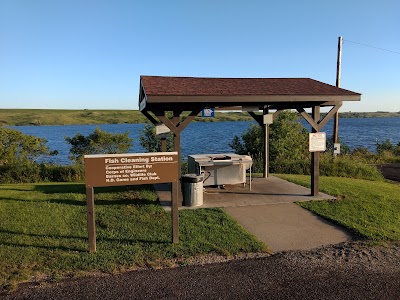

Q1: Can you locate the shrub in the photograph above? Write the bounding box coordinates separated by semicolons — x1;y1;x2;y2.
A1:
0;163;84;184
271;159;310;175
139;124;174;152
374;139;400;163
0;163;41;183
65;127;133;164
230;111;309;173
376;139;395;154
320;154;384;181
0;127;56;165
39;164;84;182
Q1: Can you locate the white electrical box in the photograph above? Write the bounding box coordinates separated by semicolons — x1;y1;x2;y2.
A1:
334;143;341;154
263;114;273;125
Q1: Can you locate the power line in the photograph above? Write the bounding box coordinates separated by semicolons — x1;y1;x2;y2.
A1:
343;39;400;55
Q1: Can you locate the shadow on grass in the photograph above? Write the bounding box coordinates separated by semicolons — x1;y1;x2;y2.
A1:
33;184;155;195
2;197;158;206
295;202;365;240
0;229;170;252
0;183;159;206
33;183;86;194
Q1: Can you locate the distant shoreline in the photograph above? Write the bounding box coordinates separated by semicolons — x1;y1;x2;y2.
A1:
1;109;399;126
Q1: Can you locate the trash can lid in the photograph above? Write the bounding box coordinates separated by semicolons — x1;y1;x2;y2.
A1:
181;174;203;183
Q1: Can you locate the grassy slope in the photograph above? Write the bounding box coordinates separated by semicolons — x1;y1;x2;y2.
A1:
276;174;400;241
1;109;399;126
0;109;149;126
0;109;253;126
339;111;400;118
0;183;265;290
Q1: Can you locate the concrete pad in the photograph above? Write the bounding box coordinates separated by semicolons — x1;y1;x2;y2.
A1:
154;176;352;252
154;176;335;210
202;176;334;208
223;203;353;253
155;176;335;210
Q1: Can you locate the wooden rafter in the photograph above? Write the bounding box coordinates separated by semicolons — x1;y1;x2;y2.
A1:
297;103;342;132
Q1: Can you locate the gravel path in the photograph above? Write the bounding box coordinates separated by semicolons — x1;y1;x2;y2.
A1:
3;242;400;300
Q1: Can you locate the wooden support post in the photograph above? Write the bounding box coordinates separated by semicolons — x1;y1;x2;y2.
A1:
263;107;269;178
173;111;182;206
263;123;269;178
311;106;320;196
145;108;201;207
248;109;282;178
161;138;167;152
171;178;179;243
86;187;96;253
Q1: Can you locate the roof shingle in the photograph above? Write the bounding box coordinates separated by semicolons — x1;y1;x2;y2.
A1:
140;76;360;97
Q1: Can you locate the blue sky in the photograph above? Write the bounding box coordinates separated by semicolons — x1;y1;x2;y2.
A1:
1;0;399;112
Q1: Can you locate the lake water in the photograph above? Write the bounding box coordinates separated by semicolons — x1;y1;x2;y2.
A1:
10;117;400;165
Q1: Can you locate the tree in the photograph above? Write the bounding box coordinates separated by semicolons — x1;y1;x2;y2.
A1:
65;127;133;164
229;110;309;172
269;111;309;163
376;139;395;154
139;124;174;152
0;127;54;165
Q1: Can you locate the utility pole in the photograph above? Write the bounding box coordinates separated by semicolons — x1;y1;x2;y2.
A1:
333;36;342;156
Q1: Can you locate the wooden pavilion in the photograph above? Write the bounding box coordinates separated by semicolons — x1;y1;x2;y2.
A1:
138;75;361;198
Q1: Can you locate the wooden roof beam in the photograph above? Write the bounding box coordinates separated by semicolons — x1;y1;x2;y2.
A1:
297;102;343;132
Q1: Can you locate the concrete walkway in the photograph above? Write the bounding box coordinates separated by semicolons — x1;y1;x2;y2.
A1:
155;176;353;253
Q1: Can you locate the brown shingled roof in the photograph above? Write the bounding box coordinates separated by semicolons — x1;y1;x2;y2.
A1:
140;76;360;97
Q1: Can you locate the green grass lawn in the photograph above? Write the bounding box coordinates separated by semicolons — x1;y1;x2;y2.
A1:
0;183;265;290
2;176;400;291
276;174;400;241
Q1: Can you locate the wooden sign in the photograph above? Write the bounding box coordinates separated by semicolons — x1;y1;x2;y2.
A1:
84;152;179;187
83;152;179;253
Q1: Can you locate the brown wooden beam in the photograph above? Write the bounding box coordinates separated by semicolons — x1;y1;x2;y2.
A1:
311;106;320;196
248;111;263;126
141;110;159;125
318;102;342;129
86;187;96;253
178;109;202;131
173;111;182;206
171;174;179;243
272;109;282;121
152;111;180;136
248;109;282;127
297;108;319;131
161;138;167;152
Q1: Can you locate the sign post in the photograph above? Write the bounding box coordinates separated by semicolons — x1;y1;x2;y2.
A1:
84;152;179;252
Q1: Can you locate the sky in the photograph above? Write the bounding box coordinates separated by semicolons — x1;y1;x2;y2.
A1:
1;0;399;112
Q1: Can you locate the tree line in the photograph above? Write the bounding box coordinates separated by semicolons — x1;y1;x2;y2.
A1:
1;111;399;183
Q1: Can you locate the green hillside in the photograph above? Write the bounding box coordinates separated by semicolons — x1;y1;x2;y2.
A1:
0;109;399;126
